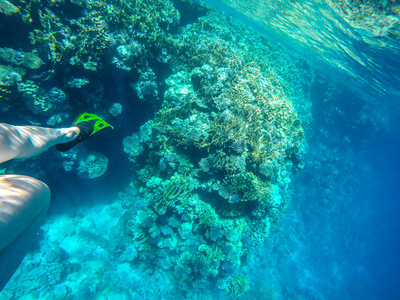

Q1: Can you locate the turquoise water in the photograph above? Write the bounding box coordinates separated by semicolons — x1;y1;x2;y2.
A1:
203;0;400;109
0;0;399;299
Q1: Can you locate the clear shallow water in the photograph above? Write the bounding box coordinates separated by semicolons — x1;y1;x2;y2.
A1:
202;0;400;110
0;0;399;299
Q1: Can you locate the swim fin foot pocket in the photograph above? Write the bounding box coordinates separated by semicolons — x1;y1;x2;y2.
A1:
55;113;113;152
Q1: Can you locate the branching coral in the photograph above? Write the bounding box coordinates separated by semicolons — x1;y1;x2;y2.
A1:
154;175;192;211
225;274;250;298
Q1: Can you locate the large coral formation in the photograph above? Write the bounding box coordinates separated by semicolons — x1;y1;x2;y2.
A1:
122;8;306;293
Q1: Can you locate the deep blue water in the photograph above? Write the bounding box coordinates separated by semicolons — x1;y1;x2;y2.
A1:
199;1;400;297
249;88;400;299
300;111;400;299
357;114;400;299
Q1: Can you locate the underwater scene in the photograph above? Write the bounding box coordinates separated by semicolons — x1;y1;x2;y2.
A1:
0;0;399;299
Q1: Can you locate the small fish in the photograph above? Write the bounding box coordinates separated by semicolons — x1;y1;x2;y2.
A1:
90;11;108;31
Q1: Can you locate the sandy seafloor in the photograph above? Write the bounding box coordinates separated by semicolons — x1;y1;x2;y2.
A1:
1;0;400;299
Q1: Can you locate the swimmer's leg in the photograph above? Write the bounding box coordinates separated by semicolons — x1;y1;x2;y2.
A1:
0;175;50;291
0;123;79;163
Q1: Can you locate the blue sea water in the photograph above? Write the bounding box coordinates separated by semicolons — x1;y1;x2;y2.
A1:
356;116;400;299
0;0;400;299
243;90;400;299
200;1;400;298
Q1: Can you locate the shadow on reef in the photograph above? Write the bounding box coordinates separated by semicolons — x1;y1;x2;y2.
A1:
310;75;383;148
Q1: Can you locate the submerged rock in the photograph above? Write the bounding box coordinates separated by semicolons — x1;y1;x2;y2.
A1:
77;152;108;179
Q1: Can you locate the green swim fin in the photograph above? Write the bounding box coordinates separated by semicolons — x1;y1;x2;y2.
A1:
56;112;113;152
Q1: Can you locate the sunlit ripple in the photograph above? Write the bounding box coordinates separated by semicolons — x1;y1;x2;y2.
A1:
202;0;400;109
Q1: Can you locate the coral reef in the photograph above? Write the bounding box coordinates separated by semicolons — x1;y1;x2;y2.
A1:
0;0;312;297
122;6;307;293
0;0;180;111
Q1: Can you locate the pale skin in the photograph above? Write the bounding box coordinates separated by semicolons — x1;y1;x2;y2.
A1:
0;124;81;290
0;124;79;251
0;124;79;163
